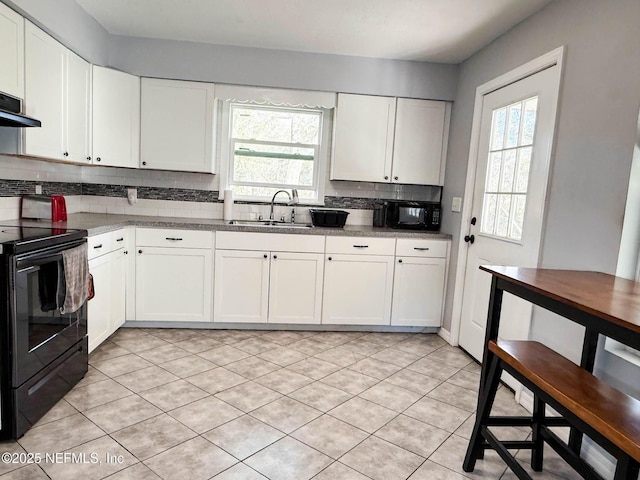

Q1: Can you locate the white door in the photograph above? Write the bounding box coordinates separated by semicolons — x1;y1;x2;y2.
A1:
65;50;91;164
214;249;270;323
322;254;394;325
140;78;215;173
92;66;140;168
0;2;24;99
269;251;324;324
331;93;396;183
392;98;447;186
458;65;561;364
24;21;65;160
88;253;112;353
391;256;446;327
111;248;126;331
136;247;212;322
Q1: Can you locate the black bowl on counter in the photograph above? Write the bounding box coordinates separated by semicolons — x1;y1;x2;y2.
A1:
309;209;349;228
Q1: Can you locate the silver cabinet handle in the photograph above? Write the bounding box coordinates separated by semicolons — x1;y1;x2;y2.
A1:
353;245;369;248
413;247;430;251
165;237;183;241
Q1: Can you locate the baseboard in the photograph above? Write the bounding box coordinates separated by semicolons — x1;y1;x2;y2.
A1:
518;390;616;479
438;327;452;345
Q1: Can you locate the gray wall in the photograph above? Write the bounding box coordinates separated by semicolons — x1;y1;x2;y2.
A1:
3;0;109;64
0;0;458;101
442;0;640;374
108;36;458;100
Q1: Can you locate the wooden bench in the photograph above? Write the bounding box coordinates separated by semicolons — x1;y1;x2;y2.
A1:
463;340;640;480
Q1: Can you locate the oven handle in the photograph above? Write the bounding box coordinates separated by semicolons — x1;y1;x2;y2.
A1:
15;240;86;271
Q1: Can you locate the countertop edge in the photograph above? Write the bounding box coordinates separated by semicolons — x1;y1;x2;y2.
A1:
12;214;453;240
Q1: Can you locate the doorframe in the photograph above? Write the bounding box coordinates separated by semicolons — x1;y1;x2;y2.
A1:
448;46;565;346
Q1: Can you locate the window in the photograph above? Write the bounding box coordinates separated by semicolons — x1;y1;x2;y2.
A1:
225;104;325;202
480;96;538;242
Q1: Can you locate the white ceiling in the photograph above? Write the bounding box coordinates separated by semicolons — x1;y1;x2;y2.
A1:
75;0;554;63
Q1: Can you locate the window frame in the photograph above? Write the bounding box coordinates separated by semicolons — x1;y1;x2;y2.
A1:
218;101;329;204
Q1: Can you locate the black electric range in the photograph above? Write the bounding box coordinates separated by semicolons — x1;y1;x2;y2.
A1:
0;223;89;438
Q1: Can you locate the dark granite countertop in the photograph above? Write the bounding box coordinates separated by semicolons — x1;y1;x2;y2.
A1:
6;213;453;240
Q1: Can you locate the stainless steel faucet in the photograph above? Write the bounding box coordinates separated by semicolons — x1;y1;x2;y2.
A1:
270;189;298;221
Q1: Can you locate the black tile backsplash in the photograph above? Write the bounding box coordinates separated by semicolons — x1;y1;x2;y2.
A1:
0;179;379;210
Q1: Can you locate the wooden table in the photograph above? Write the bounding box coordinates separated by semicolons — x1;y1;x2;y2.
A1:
476;266;640;452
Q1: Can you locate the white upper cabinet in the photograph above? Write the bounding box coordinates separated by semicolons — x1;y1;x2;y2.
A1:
65;50;91;164
331;93;396;183
0;3;24;99
23;22;91;163
92;66;140;168
392;98;448;186
140;78;215;173
331;93;450;186
23;22;65;160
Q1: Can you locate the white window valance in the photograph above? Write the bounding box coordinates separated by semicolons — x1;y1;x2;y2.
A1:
215;84;336;109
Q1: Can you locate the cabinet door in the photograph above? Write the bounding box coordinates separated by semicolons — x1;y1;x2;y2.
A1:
322;254;394;325
214;250;269;323
24;22;65;160
65;50;91;164
88;253;112;353
392;99;448;186
136;247;212;322
331;93;396;182
269;252;324;324
0;3;24;98
140;78;215;173
111;248;127;331
92;66;140;168
391;257;446;327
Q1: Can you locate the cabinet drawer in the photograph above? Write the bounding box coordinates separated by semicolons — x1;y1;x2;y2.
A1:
325;236;395;256
111;229;128;249
136;228;213;249
88;232;113;259
395;238;448;258
216;231;325;253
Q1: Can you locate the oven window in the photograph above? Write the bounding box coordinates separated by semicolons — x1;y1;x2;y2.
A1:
25;260;74;351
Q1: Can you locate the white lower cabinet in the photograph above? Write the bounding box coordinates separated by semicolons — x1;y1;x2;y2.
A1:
213;232;325;324
268;252;324;324
322;254;395;325
135;247;212;322
214;250;270;323
391;238;449;327
87;229;129;353
391;257;446;326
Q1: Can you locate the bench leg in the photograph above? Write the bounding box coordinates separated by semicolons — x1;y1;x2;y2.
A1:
463;354;503;472
614;456;640;480
531;396;545;471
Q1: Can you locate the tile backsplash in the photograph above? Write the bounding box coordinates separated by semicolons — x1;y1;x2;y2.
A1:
0;154;440;225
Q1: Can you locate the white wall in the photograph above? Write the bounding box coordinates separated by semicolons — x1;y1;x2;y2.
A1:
441;0;640;363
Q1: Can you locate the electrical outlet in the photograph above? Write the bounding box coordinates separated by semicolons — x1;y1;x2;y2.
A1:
452;196;462;212
35;185;42;195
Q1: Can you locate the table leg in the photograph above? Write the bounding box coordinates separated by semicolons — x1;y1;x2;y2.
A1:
568;328;600;453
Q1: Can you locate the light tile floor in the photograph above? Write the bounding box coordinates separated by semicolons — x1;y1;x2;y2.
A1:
0;329;583;480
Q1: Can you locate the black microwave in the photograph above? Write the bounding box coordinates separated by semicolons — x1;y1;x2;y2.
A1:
373;200;441;231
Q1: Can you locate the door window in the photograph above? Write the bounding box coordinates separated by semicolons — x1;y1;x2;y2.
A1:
481;97;538;241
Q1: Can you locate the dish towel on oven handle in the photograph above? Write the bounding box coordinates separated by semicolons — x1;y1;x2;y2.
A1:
60;244;89;314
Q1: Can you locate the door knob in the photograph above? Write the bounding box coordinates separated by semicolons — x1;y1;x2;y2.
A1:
471;217;477;225
464;235;475;244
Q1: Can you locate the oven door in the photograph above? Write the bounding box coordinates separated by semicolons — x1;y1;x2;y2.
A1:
10;241;87;387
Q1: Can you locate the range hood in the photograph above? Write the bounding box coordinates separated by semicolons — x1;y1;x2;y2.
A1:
0;93;41;128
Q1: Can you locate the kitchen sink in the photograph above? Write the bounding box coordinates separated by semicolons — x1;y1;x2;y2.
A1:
228;220;313;229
